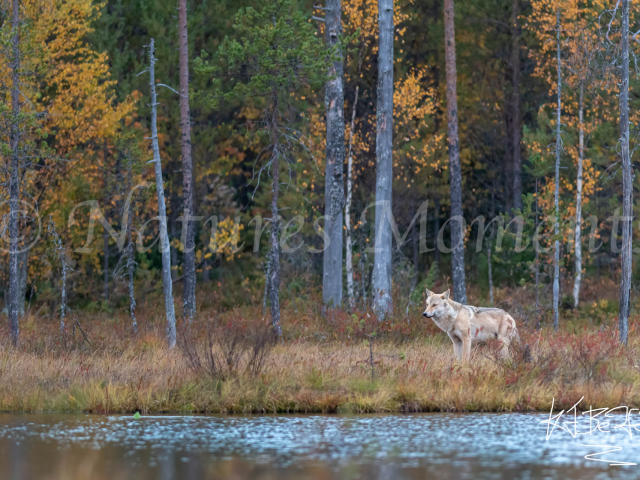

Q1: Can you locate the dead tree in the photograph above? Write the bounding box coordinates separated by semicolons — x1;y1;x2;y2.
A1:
146;39;177;348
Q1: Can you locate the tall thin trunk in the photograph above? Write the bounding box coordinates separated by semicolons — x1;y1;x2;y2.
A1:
553;9;561;331
323;0;345;310
17;249;27;317
170;213;178;281
359;232;367;305
434;196;440;265
487;240;494;305
268;97;282;337
149;39;177;348
535;178;540;314
573;82;584;308
444;0;466;304
345;83;360;312
488;191;496;305
102;140;110;302
372;0;394;317
412;206;419;291
126;155;137;335
619;0;631;345
179;0;196;322
103;233;109;301
511;0;522;211
8;0;20;346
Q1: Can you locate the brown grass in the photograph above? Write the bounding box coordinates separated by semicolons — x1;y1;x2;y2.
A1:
0;282;637;414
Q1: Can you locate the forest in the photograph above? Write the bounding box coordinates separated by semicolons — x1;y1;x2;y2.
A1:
0;0;639;415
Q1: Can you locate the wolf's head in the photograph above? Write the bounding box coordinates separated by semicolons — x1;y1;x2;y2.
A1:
422;289;450;319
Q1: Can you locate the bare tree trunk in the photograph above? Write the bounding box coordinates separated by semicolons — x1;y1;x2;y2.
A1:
345;83;359;312
149;39;177;348
511;0;522;211
170;214;178;281
487;241;494;305
8;0;20;346
372;0;394;317
434;196;440;265
444;0;466;304
535;178;540;314
179;0;196;322
268;99;282;337
323;0;345;311
573;82;584;308
102;140;110;303
17;249;27;317
619;0;631;345
103;233;110;301
488;191;495;305
553;9;561;331
359;232;367;306
125;156;137;335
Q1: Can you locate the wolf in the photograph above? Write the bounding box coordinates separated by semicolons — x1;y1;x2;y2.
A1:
422;288;519;362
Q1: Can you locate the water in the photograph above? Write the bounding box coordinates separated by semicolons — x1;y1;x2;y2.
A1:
0;412;639;479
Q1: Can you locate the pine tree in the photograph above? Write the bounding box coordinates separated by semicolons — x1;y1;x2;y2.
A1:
196;0;333;335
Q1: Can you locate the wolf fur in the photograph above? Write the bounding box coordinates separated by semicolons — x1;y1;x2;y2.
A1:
422;288;519;362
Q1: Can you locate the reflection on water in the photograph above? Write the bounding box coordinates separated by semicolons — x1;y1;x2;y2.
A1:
0;412;639;479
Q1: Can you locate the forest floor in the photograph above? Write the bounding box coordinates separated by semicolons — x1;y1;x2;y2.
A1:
0;279;638;414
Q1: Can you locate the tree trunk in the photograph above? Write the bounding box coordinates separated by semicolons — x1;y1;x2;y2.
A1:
359;232;367;306
345;83;359;312
323;0;345;311
149;39;177;348
535;178;540;314
444;0;466;304
179;0;196;322
103;233;110;301
170;214;178;281
434;196;440;265
488;191;495;305
372;0;394;317
102;140;110;302
619;0;631;345
8;0;20;346
573;82;584;308
17;249;27;317
552;9;561;331
511;0;522;211
126;156;137;335
268;98;282;337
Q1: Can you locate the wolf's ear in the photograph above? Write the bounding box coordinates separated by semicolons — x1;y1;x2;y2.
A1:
425;288;434;298
443;289;450;300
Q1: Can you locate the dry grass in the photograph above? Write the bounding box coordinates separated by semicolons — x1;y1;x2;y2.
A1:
0;283;638;415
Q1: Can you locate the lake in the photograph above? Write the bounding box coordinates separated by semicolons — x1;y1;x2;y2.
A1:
0;412;638;479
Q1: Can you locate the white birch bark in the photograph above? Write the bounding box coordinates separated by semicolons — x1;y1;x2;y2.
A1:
148;39;177;348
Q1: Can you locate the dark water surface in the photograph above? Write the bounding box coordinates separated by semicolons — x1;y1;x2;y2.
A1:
0;412;639;479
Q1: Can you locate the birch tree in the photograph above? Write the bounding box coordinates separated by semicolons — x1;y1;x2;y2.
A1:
323;0;345;310
7;0;20;346
444;0;466;304
617;0;631;345
553;8;562;331
345;79;360;311
372;0;394;317
147;39;177;348
179;0;197;323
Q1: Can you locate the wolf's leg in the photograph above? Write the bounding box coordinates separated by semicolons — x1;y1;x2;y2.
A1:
461;333;471;363
499;339;510;359
449;333;463;361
